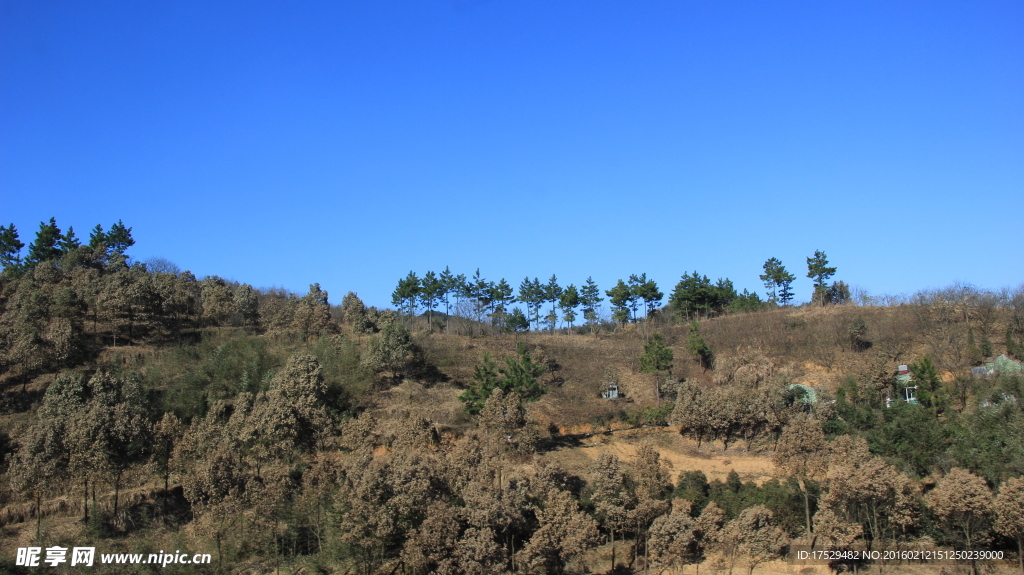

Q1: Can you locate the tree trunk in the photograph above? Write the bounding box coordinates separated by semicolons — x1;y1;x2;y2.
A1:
610;527;616;571
113;474;121;519
800;479;812;541
1016;538;1022;575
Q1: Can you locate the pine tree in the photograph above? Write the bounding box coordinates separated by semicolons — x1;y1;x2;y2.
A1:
806;250;837;305
25;217;62;266
760;257;796;305
544;274;562;332
0;223;24;271
639;333;673;375
979;331;993;358
489;278;514;327
967;328;983;366
458;343;546;413
670;271;722;319
458;353;501;414
685;320;713;371
580;276;603;332
419;270;443;332
105;220;135;255
606;279;631;325
468;268;490;326
760;257;783;303
558;284;580;331
631;273;663;320
88;224;107;249
517;277;544;331
438;266;455;332
57;226;81;253
504;307;530;335
392;271;421;318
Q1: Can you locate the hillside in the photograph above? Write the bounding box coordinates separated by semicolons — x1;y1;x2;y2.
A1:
2;264;1024;574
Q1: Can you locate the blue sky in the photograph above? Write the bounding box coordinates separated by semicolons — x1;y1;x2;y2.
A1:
2;1;1022;310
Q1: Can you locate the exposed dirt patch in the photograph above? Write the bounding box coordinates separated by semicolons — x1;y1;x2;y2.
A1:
542;425;777;485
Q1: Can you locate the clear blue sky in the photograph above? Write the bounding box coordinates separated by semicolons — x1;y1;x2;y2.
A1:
2;1;1022;309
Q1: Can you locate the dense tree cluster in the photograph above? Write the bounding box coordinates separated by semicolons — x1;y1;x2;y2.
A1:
392;252;852;336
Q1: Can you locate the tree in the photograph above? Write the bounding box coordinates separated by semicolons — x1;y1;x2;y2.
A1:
25;217;62;267
622;274;645;322
760;257;795;305
685;320;713;371
721;505;787;575
806;250;837;305
293;283;332;340
467;268;491;327
979;330;994;357
504;307;531;335
438;266;456;332
363;320;417;381
0;223;25;272
828;280;851;305
58;226;81;253
773;414;828;541
926;468;994;574
88;224;107;250
640;333;673;406
392;271;421;318
233;283;259;328
489;278;515;327
479;389;539;454
671;379;715;448
909;355;948;416
81;371;152;519
648;500;699;570
419;270;443;332
994;476;1024;575
265;354;333;450
516;487;600;575
606;279;631;325
518;277;544;331
760;257;782;303
580;277;603;332
459;343;546;413
105;220;135;255
670;272;735;319
639;333;673;375
152;412;183;492
8;374;84;535
200;276;233;327
558;284;579;331
100;265;159;344
543;275;562;332
340;291;372;334
590;452;635;571
631;273;663;321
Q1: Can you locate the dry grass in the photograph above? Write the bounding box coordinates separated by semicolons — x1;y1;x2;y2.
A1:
538;425;777;486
